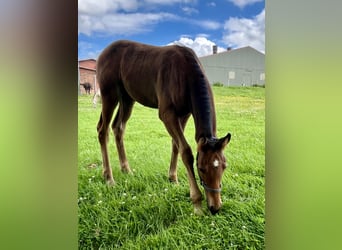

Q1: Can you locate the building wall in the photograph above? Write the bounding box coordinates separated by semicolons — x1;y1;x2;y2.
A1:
79;68;96;94
199;46;265;86
79;59;97;95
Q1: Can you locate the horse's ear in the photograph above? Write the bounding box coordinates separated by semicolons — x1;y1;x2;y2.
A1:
197;137;208;152
218;133;231;149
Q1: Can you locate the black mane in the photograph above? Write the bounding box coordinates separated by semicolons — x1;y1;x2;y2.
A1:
183;48;216;141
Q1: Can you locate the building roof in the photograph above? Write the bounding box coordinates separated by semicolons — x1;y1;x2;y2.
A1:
200;46;264;59
79;59;97;71
79;66;96;71
78;58;96;62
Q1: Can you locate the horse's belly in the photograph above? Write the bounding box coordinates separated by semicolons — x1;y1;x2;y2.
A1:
135;96;158;109
125;86;159;109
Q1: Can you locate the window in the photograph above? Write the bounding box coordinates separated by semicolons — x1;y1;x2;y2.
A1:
260;73;265;81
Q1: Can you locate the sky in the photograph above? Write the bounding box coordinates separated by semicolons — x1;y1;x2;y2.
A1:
78;0;265;60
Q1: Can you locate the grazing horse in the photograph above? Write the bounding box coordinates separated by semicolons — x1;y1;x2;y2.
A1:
96;40;231;215
80;82;92;94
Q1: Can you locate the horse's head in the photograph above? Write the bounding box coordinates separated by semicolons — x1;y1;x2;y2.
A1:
196;133;231;215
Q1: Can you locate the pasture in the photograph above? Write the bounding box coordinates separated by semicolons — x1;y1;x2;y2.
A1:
78;86;265;249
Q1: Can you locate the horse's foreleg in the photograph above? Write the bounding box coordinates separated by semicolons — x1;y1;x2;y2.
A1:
112;98;134;173
160;111;203;215
168;115;190;184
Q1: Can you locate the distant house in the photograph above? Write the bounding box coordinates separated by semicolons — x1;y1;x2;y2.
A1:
78;59;97;94
199;46;265;86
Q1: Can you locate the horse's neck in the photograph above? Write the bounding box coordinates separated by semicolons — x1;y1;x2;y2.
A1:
191;81;216;142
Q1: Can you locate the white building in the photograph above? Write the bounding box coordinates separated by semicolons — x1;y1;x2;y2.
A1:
199;46;265;86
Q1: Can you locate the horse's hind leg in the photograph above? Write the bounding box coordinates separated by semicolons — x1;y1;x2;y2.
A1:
169;139;178;183
112;94;134;173
97;95;118;185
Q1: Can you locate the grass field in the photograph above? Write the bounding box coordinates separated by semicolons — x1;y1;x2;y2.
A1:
78;86;265;249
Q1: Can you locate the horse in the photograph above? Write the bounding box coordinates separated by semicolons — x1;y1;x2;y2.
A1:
96;40;231;215
80;82;92;94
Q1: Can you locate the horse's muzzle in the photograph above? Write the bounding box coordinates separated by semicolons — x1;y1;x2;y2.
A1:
209;205;220;215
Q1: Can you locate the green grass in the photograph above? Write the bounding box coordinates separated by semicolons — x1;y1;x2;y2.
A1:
78;86;265;249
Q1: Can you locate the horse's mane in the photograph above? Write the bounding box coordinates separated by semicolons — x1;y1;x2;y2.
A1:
179;46;216;141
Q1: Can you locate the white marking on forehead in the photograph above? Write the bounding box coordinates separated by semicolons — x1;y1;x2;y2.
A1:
213;159;219;168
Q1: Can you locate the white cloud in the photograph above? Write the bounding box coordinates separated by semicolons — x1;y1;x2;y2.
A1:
190;19;221;30
181;7;199;15
168;36;225;57
79;2;220;36
196;33;210;38
228;0;263;9
78;0;139;15
78;0;182;35
222;8;265;52
79;0;199;36
79;12;177;36
78;0;221;36
144;0;196;5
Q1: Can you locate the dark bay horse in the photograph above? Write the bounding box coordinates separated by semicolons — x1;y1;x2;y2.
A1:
96;40;231;215
80;82;92;94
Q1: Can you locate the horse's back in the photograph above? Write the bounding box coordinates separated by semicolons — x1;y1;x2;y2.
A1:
97;40;198;111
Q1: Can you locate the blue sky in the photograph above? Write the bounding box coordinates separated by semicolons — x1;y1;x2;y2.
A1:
78;0;264;60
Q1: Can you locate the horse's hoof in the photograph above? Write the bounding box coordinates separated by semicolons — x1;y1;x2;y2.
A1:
122;168;133;175
106;178;115;186
121;162;132;174
168;177;179;184
194;206;204;216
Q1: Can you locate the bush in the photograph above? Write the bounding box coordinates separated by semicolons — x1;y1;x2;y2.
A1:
212;82;224;87
252;84;265;88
